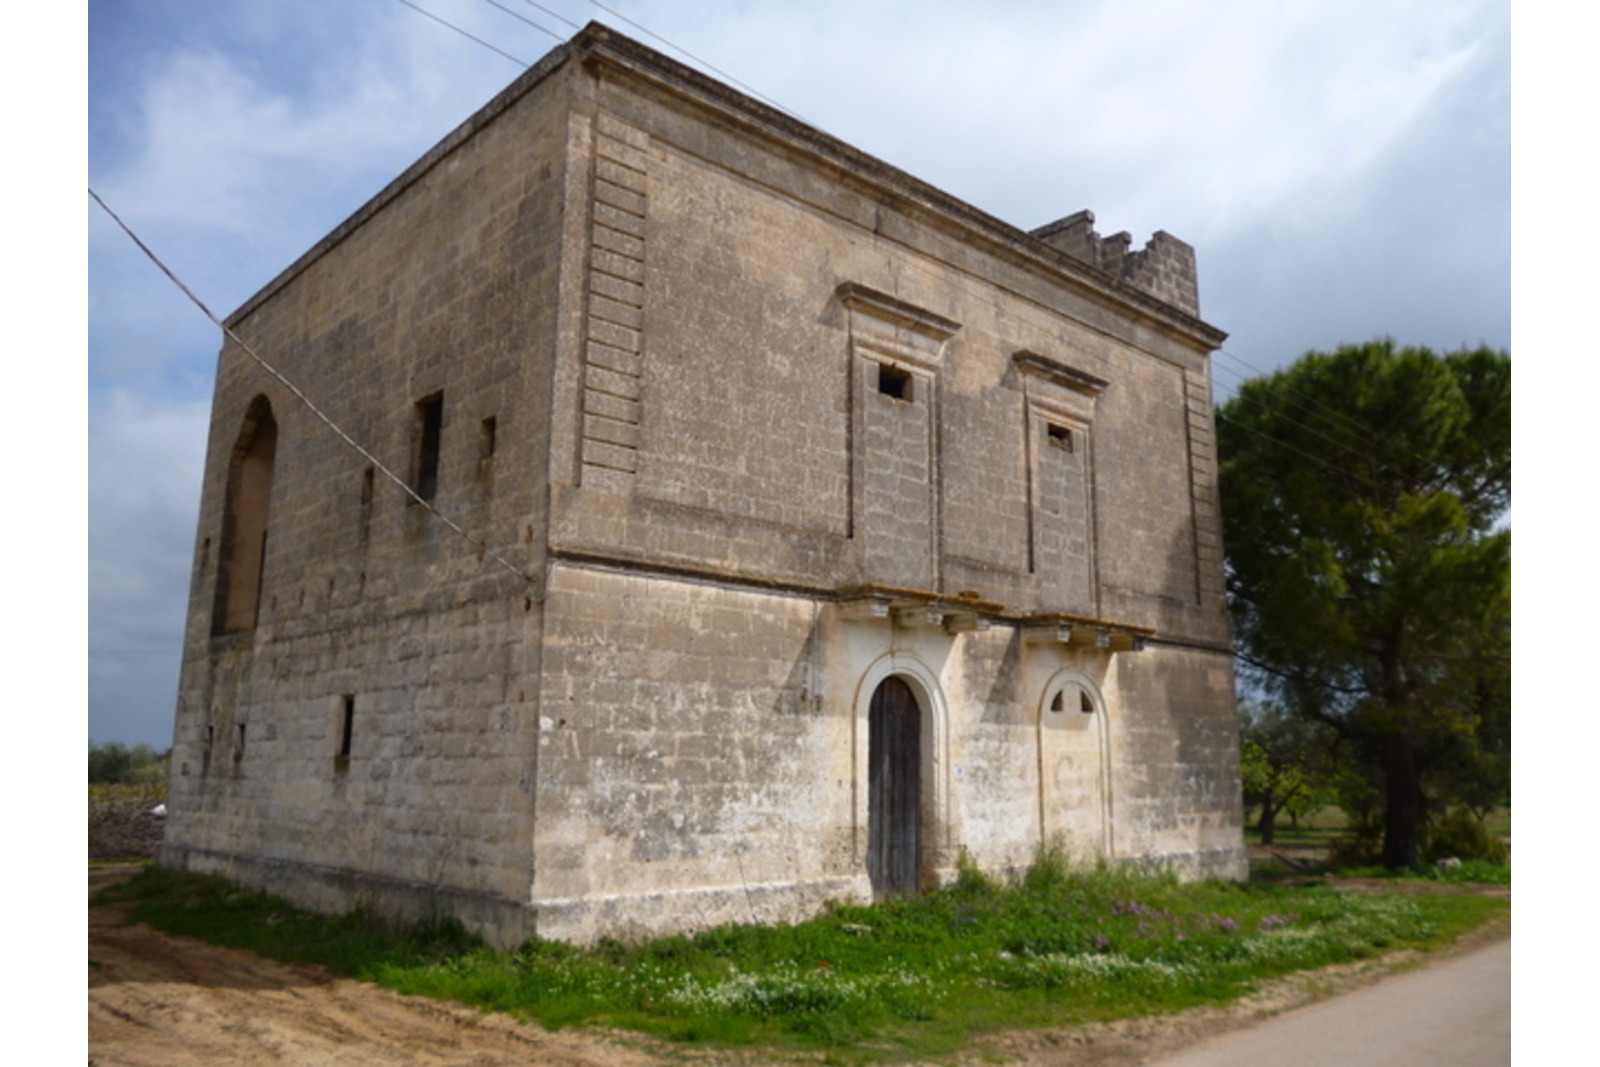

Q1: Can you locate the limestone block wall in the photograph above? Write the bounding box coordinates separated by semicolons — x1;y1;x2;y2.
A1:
531;564;857;942
548;69;1231;650
163;25;1245;948
163;47;575;942
1105;646;1248;877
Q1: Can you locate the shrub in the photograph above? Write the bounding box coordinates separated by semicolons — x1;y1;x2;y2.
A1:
1426;806;1509;865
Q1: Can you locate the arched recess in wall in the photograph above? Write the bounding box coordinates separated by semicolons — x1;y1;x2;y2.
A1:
1036;668;1113;859
213;395;278;635
852;653;950;894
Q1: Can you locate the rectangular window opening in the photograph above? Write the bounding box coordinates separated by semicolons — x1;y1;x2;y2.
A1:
359;466;375;544
234;723;247;761
479;416;497;461
336;694;355;768
1047;423;1075;451
413;393;444;502
877;363;913;401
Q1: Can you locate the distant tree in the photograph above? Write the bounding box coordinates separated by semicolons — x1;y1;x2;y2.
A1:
1218;340;1509;868
89;741;169;785
1237;701;1338;844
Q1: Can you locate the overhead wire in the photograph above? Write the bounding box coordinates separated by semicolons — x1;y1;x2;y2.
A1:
477;0;564;43
395;0;531;66
1212;344;1394;453
397;5;1424;501
113;4;1434;583
584;0;819;127
88;186;537;587
519;0;582;33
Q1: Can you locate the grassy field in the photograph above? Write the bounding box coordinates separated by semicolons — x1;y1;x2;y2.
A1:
1243;805;1511;884
98;845;1509;1063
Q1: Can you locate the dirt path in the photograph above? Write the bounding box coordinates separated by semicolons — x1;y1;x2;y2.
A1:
88;866;655;1067
89;865;1509;1067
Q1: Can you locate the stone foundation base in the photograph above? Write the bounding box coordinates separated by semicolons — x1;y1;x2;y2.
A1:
158;844;1248;948
158;844;536;949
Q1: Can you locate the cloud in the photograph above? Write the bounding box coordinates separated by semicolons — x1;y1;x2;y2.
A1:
85;0;1509;745
88;390;211;745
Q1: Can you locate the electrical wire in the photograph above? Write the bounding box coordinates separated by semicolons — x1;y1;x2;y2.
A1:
520;0;582;33
477;0;564;43
389;1;1483;502
585;0;817;127
88;186;537;587
395;0;531;67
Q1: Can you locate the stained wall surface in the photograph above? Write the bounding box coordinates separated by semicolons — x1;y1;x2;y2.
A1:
164;24;1246;948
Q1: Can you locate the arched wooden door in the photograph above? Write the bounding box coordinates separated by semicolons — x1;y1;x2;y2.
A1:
868;675;922;896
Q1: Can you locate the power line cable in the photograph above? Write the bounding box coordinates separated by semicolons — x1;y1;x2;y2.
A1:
395;0;531;66
1212;345;1384;450
519;0;582;33
585;0;818;127
393;0;1468;496
477;0;564;42
88;187;537;586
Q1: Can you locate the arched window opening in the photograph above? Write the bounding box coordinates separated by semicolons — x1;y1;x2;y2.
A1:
1042;673;1104;731
1037;668;1113;859
214;396;277;634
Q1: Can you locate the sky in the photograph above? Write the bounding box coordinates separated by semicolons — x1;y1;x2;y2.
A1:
85;0;1512;749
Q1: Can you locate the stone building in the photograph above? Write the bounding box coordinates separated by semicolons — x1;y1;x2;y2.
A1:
163;22;1247;947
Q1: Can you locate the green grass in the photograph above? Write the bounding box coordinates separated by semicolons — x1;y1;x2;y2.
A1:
98;851;1508;1063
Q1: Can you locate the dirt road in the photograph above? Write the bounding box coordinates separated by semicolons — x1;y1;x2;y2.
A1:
1141;938;1510;1066
88;866;654;1067
89;866;1509;1067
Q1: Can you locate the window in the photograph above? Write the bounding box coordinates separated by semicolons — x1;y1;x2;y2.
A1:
359;466;374;544
1047;422;1074;451
214;396;277;634
877;363;913;401
1043;674;1103;732
413;393;444;501
479;416;497;460
336;695;355;769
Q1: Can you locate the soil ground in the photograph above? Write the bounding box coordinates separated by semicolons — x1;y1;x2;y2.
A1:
87;860;1509;1067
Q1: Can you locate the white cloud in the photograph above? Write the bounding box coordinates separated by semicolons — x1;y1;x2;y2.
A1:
85;0;1509;744
87;390;211;745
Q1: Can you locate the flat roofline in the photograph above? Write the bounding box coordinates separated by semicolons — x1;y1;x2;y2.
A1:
227;21;1226;349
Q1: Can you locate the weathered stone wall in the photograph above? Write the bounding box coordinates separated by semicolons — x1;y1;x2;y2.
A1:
530;564;858;942
1106;645;1249;878
166;24;1245;948
163;48;577;945
550;64;1230;648
526;42;1244;932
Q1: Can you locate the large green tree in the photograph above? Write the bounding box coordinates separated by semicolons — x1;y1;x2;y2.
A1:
1217;340;1509;868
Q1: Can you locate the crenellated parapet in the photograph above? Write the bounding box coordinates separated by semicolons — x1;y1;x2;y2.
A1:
1030;210;1200;318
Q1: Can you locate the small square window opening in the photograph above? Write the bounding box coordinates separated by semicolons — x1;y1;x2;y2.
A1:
877;364;913;401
